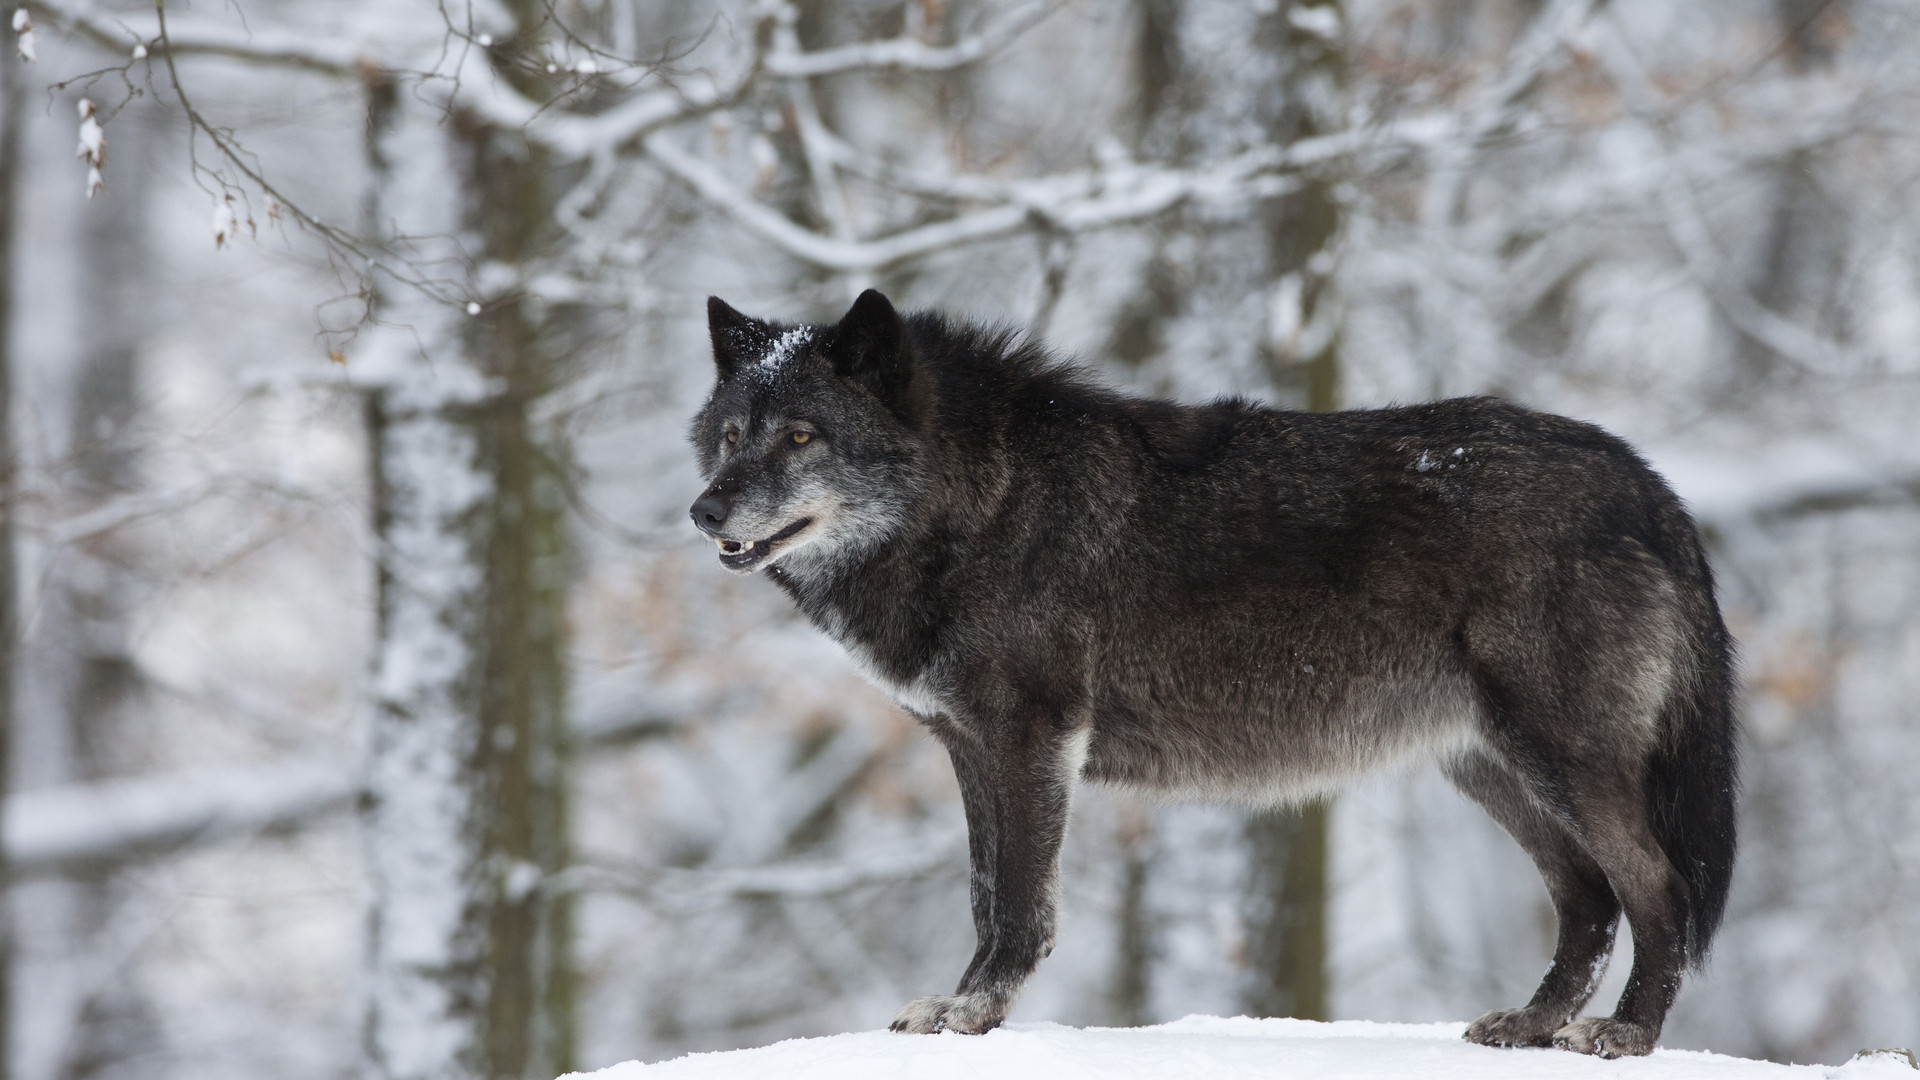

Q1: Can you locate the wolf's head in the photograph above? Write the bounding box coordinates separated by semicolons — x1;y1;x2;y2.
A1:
688;289;924;575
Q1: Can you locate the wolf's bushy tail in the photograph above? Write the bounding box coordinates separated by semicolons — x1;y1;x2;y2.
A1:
1647;498;1740;968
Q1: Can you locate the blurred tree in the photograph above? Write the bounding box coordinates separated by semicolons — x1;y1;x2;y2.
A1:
1733;0;1848;392
0;18;21;1080
1241;0;1345;1022
359;17;574;1080
1112;0;1345;1023
50;103;159;1080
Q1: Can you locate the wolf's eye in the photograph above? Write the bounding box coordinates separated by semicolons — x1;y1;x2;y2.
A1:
723;430;738;446
790;431;812;446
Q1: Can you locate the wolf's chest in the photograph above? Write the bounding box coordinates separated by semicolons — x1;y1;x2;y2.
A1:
846;643;947;718
815;611;948;719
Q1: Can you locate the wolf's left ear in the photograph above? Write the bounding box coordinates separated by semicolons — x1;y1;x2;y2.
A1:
824;289;908;407
708;296;764;380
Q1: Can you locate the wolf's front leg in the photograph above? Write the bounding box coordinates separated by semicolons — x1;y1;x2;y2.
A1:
891;723;1086;1034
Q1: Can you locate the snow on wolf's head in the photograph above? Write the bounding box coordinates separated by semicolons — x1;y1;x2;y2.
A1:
688;290;925;576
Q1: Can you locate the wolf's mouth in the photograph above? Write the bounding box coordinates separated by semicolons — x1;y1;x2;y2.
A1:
715;517;813;569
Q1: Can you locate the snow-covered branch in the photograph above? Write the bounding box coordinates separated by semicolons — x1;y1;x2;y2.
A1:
445;42;754;160
1658;174;1861;377
571;670;723;748
639;127;1403;271
4;759;358;877
761;0;1061;78
1689;471;1920;529
710;723;882;866
23;0;360;74
1576;11;1866;377
563;832;966;909
0;682;702;880
1420;0;1603;227
452;0;1063;160
1747;478;1920;524
772;9;857;261
816;121;1379;206
37;478;221;545
643;130;1025;270
25;0;1386;292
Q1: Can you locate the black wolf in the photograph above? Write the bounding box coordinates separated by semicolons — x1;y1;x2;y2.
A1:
687;290;1737;1058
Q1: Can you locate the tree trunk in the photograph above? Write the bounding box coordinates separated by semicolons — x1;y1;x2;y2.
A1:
0;31;23;1080
2;84;159;1080
1730;3;1846;390
467;102;575;1077
360;69;573;1080
1111;0;1345;1023
1241;800;1329;1021
53;103;160;1080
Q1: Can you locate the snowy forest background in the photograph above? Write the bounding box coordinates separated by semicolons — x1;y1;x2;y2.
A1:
2;0;1918;1077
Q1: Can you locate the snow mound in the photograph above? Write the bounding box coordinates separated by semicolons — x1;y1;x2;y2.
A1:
566;1017;1916;1080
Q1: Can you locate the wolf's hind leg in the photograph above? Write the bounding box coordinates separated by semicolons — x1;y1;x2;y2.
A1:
890;721;1083;1035
1445;751;1621;1049
1543;782;1689;1059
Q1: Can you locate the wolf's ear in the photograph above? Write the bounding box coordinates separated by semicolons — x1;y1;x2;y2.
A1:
707;296;763;380
824;289;907;407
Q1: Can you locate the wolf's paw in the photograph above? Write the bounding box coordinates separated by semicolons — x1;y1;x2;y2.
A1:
888;993;1003;1035
1553;1017;1658;1058
1463;1006;1562;1048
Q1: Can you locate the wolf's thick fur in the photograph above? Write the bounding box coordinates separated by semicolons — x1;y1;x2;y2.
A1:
688;291;1738;1058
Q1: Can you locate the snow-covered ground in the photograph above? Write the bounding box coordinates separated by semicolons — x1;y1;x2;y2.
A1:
567;1017;1916;1080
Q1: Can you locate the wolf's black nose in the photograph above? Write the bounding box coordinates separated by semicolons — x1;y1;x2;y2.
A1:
690;491;731;534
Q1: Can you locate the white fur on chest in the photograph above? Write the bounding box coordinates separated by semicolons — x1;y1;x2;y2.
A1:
816;610;948;719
